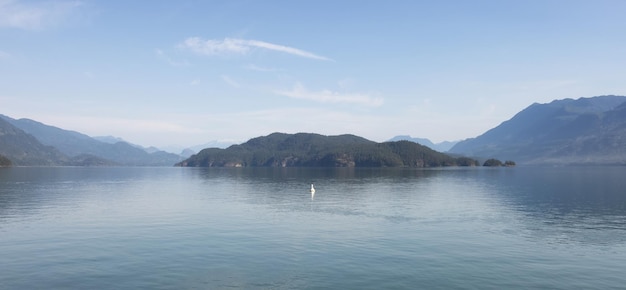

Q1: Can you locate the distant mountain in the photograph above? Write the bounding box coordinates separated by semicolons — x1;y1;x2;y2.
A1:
387;135;458;152
189;140;237;151
0;115;183;166
154;140;237;157
180;148;196;158
158;140;239;158
177;132;477;167
449;95;626;165
93;135;126;144
93;135;162;153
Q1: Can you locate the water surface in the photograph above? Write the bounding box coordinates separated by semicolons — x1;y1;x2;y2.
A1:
1;166;625;289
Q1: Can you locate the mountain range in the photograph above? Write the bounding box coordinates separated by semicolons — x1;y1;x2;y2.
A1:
0;115;182;166
2;95;625;166
449;95;626;165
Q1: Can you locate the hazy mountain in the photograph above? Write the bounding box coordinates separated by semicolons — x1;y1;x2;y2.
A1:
150;141;235;157
0;118;121;166
93;135;126;144
0;117;68;166
0;115;183;166
180;148;197;158
387;135;458;152
189;140;237;151
178;132;477;167
157;140;239;158
93;135;162;153
449;95;626;165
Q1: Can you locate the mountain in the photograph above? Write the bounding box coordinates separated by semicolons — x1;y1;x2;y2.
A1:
0;117;68;166
94;136;162;153
93;135;127;144
387;135;458;152
188;140;238;151
0;115;183;166
449;95;626;165
180;148;196;158
172;140;238;157
177;132;478;167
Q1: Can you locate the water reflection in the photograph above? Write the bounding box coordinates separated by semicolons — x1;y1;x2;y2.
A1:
3;166;625;247
189;166;626;246
189;166;444;182
471;166;626;246
2;166;626;289
0;167;186;223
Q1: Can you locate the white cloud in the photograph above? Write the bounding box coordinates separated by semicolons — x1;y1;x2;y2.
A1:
275;83;384;107
0;0;82;30
179;37;331;61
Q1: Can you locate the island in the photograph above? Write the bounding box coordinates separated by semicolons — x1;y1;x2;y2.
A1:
176;132;479;168
0;154;11;167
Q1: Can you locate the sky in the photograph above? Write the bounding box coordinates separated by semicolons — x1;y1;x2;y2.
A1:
1;0;626;149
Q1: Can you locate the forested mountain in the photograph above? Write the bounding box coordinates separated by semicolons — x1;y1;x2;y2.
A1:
177;132;478;167
449;95;626;165
0;115;182;166
387;135;458;152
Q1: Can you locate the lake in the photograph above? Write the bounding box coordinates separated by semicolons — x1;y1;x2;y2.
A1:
1;166;625;289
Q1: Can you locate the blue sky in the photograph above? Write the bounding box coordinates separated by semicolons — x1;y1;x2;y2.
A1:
1;0;625;148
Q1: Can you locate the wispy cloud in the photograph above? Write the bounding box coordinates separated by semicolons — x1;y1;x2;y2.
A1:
221;75;240;88
0;0;82;30
155;49;189;67
275;83;384;107
179;37;331;61
0;49;10;60
244;64;278;72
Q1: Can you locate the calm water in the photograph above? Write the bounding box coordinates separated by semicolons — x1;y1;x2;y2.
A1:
1;166;625;289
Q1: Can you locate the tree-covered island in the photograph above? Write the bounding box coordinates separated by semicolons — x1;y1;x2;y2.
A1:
482;158;516;167
176;132;479;168
0;154;11;167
